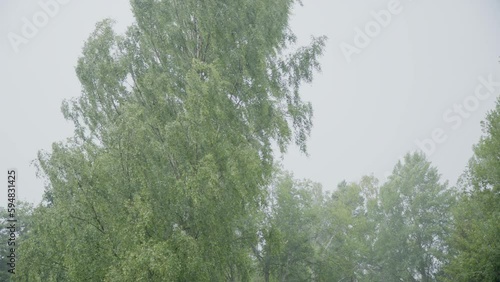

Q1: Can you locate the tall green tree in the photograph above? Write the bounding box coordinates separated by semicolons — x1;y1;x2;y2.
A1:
445;97;500;282
17;0;325;281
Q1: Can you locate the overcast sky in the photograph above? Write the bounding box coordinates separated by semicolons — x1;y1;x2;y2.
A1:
1;0;499;205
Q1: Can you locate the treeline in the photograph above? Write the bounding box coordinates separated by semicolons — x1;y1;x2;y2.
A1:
4;127;500;281
2;0;498;281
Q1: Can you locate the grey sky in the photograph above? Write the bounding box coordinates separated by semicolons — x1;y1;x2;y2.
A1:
1;0;499;205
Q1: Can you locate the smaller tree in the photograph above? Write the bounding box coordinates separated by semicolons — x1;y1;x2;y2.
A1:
313;178;375;282
445;97;500;282
255;170;323;282
371;152;454;281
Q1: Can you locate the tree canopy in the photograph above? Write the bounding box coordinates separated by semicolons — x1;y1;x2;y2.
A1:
444;97;500;281
16;0;325;281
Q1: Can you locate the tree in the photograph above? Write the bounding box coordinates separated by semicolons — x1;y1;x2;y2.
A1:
370;152;454;281
255;170;323;282
312;178;374;282
17;0;325;281
445;97;500;282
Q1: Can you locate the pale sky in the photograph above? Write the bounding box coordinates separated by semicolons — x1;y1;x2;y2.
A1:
1;0;499;205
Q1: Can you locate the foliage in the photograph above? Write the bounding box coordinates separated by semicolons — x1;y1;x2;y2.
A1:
444;97;500;282
254;170;323;282
16;0;325;281
370;153;455;282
